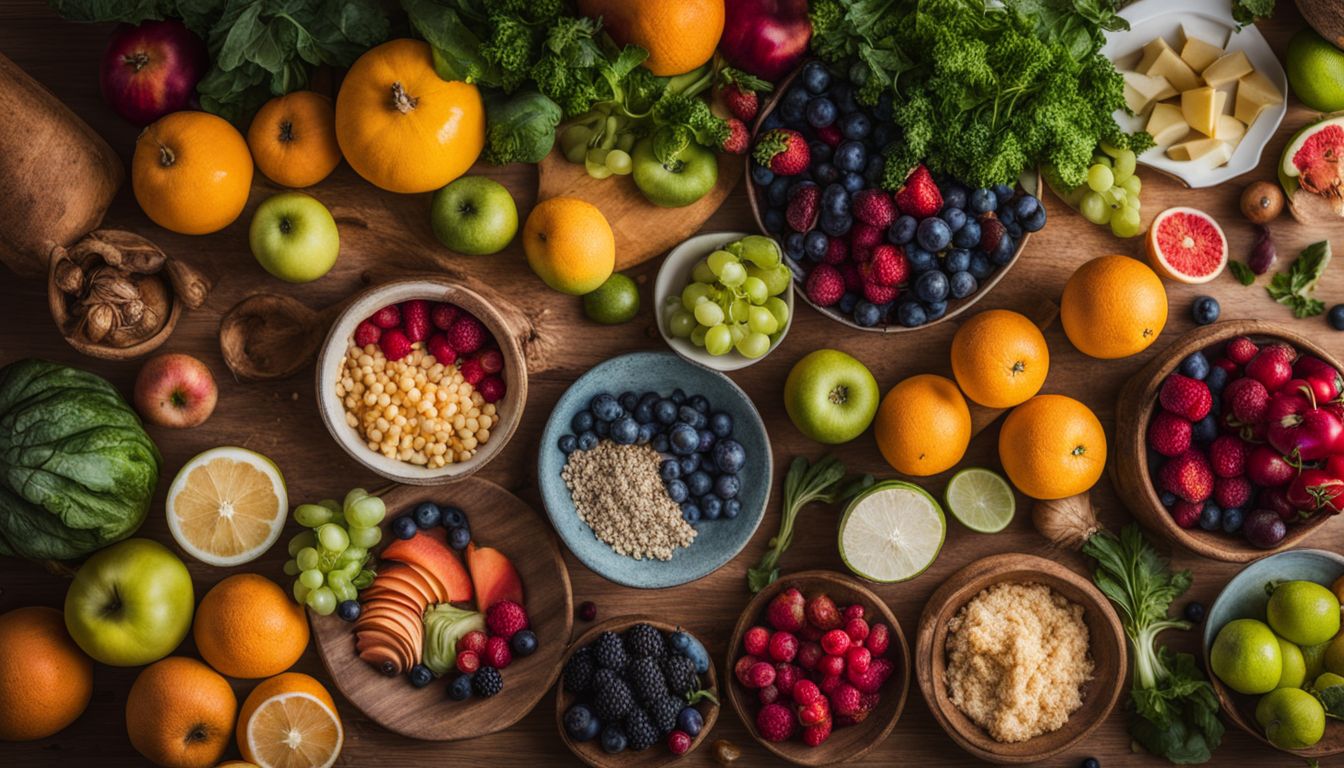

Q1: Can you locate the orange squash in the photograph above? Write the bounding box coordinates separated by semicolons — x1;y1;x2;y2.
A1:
132;110;252;235
247;91;341;188
335;39;485;194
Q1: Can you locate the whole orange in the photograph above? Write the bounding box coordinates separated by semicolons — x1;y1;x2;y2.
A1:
126;656;236;768
578;0;724;76
1060;255;1167;359
0;606;92;741
999;394;1107;500
248;91;341;188
874;374;971;477
523;196;616;295
193;574;308;680
133;111;253;235
950;309;1050;408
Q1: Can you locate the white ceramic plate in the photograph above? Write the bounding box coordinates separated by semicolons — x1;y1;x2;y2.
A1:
1101;0;1288;188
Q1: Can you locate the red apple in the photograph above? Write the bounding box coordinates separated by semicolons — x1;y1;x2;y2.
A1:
134;353;217;428
100;20;207;127
720;0;812;83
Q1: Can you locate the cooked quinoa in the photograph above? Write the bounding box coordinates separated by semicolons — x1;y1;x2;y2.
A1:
945;581;1093;743
561;441;695;561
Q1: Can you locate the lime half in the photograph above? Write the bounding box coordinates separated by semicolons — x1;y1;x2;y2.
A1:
944;468;1015;533
838;481;945;583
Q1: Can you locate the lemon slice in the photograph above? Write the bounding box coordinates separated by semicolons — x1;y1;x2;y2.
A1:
944;468;1016;533
839;481;945;583
167;447;287;566
244;692;343;768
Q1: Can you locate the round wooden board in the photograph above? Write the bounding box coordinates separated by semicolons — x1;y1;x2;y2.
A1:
310;478;574;740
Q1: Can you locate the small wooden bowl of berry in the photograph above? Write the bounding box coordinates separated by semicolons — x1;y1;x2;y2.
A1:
316;277;526;485
556;616;720;766
725;571;910;766
1114;320;1344;562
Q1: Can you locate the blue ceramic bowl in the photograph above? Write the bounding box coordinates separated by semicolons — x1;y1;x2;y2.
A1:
1203;548;1344;655
538;351;772;589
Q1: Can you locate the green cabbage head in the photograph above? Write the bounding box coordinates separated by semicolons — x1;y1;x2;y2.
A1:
0;359;161;560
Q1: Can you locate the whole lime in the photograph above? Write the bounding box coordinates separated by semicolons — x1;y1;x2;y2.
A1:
1256;687;1326;750
1276;637;1307;690
1287;29;1344;112
1211;618;1282;695
1268;580;1341;647
582;274;640;324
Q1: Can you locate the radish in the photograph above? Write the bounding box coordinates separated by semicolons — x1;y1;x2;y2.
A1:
1265;389;1344;462
1288;468;1344;516
1246;445;1297;487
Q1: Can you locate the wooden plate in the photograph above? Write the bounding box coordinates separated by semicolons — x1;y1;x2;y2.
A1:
555;616;720;767
310;479;573;740
725;571;910;766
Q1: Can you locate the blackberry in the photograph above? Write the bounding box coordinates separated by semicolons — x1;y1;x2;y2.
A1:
592;667;621;692
624;707;658;751
627;657;667;706
472;666;503;698
623;623;666;659
649;694;681;736
661;653;697;697
594;678;635;722
563;647;596;694
594;630;629;671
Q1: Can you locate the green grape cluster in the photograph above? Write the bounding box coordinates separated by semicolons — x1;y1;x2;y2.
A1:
558;120;634;179
663;235;791;359
283;488;385;616
1055;142;1143;238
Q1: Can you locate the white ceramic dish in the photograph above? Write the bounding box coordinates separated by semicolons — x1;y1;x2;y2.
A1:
653;231;794;372
1101;0;1288;188
315;278;526;485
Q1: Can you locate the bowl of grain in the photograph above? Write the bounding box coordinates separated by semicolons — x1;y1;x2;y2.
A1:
915;553;1126;764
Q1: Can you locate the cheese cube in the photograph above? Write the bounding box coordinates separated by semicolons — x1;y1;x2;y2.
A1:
1202;50;1254;87
1181;36;1224;73
1122;71;1176;113
1213;114;1246;144
1166;138;1232;167
1235;70;1283;125
1143;48;1202;92
1182;87;1226;137
1147;103;1191;147
1136;37;1174;73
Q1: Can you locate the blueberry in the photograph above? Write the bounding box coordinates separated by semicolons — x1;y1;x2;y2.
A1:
511;629;538;657
712;439;746;474
709;412;733;438
841;172;865;194
448;673;474;701
696;429;716;453
940;207;966;232
677;707;703;737
1159;491;1177;507
952;219;981;249
1192;415;1218;443
638;424;656;446
1179;352;1210;381
863;155;885;184
683;470;710;498
670;424;699;455
723;498;742;519
701;495;723;520
660;460;681;481
1022;206;1047;233
448;526;471;550
1002;218;1023;240
671;388;687;404
888;215;918;245
939;183;966;211
989;233;1016;264
822;183;849;216
968;188;996;214
798;231;827;263
571;410;594;434
915;270;949;303
832;81;858;113
906;247;936;273
665;478;689;503
689;395;709;413
1222;507;1245;533
897;301;927;327
1206;366;1229;393
577;431;599;451
618;391;637;411
916;217;952;252
610;416;639;445
820;211;852;238
949;271;977;299
750;163;774;187
337;600;361;622
633;402;654;425
767;176;790;207
1183;602;1205;624
1009;194;1036;219
591;393;622;421
781;86;809;122
872;122;895;148
834;140;866;173
761;112;783;130
1081;759;1100;768
1198;502;1222;531
969;252;994;279
558;434;578;454
805;97;836;127
944;248;971;273
392;516;417;540
1330;304;1344;330
409;664;433;688
813;162;840;186
853;300;882;327
838;292;859;313
654;399;678;425
651;434;670;453
681;502;702;523
413;501;442;529
801;61;831;93
594;419;610;438
992;183;1014;205
924;300;948;320
1191;296;1220;325
678;405;706;428
565;703;600;742
679;454;700;474
763;209;784;234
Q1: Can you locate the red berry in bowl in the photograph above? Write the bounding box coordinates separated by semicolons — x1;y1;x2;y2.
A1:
370;304;400;329
817;653;845;678
845;645;872;674
479;375;506;404
378;329;412;361
426;334;456;366
773;663;798;695
757;684;780;705
802;720;832;747
844;617;870;644
1244;509;1287;548
457;630;487;655
792;679;822;706
797;641;823;670
734;655;762;687
820;628;851;656
768;631;798;663
483;635;512;669
447;314;486;355
477;347;504;374
455;650;480;674
1148;411;1192;457
1225;336;1258;365
865;623;891;656
745;661;776;689
668;730;692;755
743;626;770;656
459;358;486;386
401;299;431;342
354;320;381;347
431;302;458;330
842;604;865;623
755;703;796;742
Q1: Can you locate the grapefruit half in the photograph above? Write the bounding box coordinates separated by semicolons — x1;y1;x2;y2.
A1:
1279;114;1344;222
1145;207;1228;284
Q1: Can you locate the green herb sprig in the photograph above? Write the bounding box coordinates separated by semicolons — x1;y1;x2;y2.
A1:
1267;241;1332;318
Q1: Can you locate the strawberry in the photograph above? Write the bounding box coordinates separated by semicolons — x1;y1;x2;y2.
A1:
791;679;822;706
1214;475;1253;509
1159;374;1212;421
864;623;890;657
753;129;810;175
844;646;871;674
456;650;481;674
848;223;883;261
1171;499;1202;529
842;605;865;622
861;279;897;304
721;117;749;155
1159;449;1215;503
893;164;942;218
1209;435;1249;477
485;600;529;638
354;320;382;348
447;314;486;355
480;376;506;404
721;82;759;122
1224;376;1270;425
476;347;504;374
773;663;799;695
401;299;431;342
853;189;896;228
370;304;400;329
482;635;512;669
768;631;799;663
743;626;770;656
841;263;864;293
426;334;456;366
797;697;830;727
459;357;486;386
745;661;776;689
378;329;412;361
786;183;820;232
830;683;863;717
431;302;459;331
756;703;796;742
802;720;832;747
734;654;762;687
767;587;806;632
866;245;908;287
796;641;824;671
457;630;487;655
805;265;845;306
844;658;888;694
1225;336;1258;365
823;237;848;264
816;124;842;147
844;617;870;644
1246;345;1295;391
1148;410;1192;457
804;594;842;630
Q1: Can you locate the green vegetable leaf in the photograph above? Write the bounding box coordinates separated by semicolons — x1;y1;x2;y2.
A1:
1228;260;1256;286
482;90;562;164
1317;679;1344;719
1267;241;1331;318
1232;0;1275;27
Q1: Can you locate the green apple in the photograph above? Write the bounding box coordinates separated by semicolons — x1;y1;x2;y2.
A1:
632;138;718;208
783;349;880;444
249;191;340;283
430;176;518;256
1256;686;1325;749
64;538;194;666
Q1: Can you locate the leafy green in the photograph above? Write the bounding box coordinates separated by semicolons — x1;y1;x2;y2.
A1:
1082;525;1222;764
1267;241;1331;318
1228;260;1257;286
0;359;161;561
1232;0;1275;27
1316;677;1344;719
482;90;563;164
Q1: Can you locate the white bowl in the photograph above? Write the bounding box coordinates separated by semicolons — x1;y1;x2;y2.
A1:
315;278;526;485
1101;0;1288;188
653;231;795;372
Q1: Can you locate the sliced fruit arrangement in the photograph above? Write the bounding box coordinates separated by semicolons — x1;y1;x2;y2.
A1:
1146;207;1228;284
283;488;384;615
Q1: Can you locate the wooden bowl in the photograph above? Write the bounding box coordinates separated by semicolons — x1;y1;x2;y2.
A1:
725;571;910;765
744;63;1037;334
47;243;181;360
915;553;1127;764
310;480;572;740
1114;320;1344;562
315;277;527;485
555;616;720;767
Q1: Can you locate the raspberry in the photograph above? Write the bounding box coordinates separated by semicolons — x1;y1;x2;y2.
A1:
830;682;863;717
1171;499;1202;528
734;654;762;687
802;720;833;747
482;635;513;669
821;629;851;656
1148;411;1192;457
756;703;796;742
447;314;486;355
861;279;897;304
745;661;776;689
865;623;890;657
477;347;504;374
744;626;770;656
457;630;487;655
378;329;412;361
842;605;865;623
1214;475;1253;509
485;600;529;639
774;663;799;695
805;595;842;630
791;679;822;706
866;245;908;287
853;189;896;228
1225;336;1259;365
823;237;848;264
844;618;869;644
845;646;871;674
426;334;456;366
401;299;431;342
431;302;459;331
768;631;798;663
479;375;506;403
818;675;842;697
455;650;480;674
354;320;382;347
370;304;400;329
804;264;844;306
1209;435;1249;477
459;357;486;386
817;654;844;677
797;641;823;670
758;684;780;705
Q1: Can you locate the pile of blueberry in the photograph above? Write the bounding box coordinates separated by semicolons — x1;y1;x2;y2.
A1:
558;389;747;524
750;60;1045;329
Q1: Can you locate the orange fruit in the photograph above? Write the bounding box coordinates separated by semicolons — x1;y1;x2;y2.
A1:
133;110;253;235
1060;255;1168;359
523;196;616;295
126;656;236;768
874;374;971;477
1145;207;1228;284
0;606;92;741
217;763;260;767
998;394;1107;500
950;309;1049;408
238;672;342;768
193;574;308;680
578;0;724;76
248;91;341;188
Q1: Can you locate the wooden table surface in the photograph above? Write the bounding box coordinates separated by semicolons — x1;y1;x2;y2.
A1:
3;3;1344;766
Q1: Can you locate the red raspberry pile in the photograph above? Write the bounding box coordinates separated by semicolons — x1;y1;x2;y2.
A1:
1147;336;1344;548
354;299;507;403
734;586;896;747
453;600;530;679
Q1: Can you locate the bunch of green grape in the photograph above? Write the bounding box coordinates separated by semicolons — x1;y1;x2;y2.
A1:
283;488;385;616
558;117;635;180
663;235;792;359
1071;143;1143;238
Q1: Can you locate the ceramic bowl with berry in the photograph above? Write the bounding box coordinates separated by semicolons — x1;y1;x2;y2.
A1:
746;60;1044;333
317;278;526;485
1115;320;1344;562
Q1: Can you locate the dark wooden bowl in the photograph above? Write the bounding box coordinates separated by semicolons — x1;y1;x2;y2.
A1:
1113;320;1344;562
47;243;181;360
555;616;720;767
915;553;1126;764
744;63;1037;334
725;571;910;765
